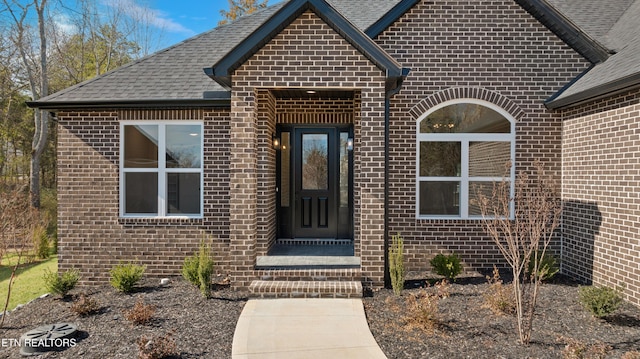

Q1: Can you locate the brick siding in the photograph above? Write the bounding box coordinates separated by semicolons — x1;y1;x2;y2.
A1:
376;0;589;273
56;109;232;283
560;88;640;306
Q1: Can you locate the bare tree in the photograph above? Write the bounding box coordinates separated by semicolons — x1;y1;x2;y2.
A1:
219;0;268;25
3;0;49;208
477;160;562;344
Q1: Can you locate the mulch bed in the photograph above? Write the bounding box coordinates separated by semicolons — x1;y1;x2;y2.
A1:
0;278;247;358
1;273;639;358
364;271;640;358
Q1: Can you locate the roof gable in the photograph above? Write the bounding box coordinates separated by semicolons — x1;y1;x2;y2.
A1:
205;0;408;91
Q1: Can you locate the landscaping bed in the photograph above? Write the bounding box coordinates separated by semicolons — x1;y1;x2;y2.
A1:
0;273;639;358
364;271;640;358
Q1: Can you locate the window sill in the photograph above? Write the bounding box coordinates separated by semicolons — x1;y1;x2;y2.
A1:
119;216;203;227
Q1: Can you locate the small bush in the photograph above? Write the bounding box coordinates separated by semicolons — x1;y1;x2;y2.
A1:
182;239;214;298
70;294;100;316
403;281;450;334
578;285;623;318
137;331;177;359
526;252;559;281
32;224;50;260
430;253;462;280
388;234;405;296
483;266;515;315
110;262;146;293
559;336;611;359
44;269;79;297
124;297;156;325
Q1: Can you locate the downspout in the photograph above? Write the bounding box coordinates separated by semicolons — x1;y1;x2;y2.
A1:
383;68;409;287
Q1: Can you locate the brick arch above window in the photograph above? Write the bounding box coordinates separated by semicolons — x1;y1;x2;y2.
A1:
409;87;525;123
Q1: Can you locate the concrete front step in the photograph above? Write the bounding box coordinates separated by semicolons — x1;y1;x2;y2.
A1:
249;280;363;298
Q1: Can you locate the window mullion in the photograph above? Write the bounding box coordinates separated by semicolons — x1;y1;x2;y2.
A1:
461;141;469;218
158;124;167;216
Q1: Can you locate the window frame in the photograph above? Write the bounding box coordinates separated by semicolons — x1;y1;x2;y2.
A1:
415;99;515;220
119;121;204;219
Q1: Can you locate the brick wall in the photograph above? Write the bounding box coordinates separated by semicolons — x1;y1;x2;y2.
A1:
230;10;387;288
376;0;589;273
57;108;232;283
560;88;640;306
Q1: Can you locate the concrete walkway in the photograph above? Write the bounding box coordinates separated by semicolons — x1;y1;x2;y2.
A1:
232;298;387;359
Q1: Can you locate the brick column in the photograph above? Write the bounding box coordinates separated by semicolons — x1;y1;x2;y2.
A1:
229;89;258;289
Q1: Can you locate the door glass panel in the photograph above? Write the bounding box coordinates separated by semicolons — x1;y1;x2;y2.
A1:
280;132;290;207
124;125;158;168
339;132;349;207
302;134;328;190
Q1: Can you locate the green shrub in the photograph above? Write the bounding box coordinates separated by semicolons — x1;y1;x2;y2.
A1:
32;224;50;260
430;253;463;280
578;285;623;318
388;233;405;296
110;262;146;293
182;240;214;298
44;269;79;296
526;252;559;281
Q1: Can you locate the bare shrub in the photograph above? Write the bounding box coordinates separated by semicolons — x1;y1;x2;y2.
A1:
558;336;611;359
70;294;100;316
483;266;515;315
622;351;640;359
137;331;177;359
403;280;450;334
477;160;562;344
124;297;156;326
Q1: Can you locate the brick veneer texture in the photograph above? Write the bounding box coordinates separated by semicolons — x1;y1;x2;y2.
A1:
56;109;232;284
230;10;387;288
376;0;589;273
560;88;640;306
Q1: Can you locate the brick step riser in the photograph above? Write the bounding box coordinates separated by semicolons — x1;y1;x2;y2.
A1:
255;269;361;282
249;280;363;299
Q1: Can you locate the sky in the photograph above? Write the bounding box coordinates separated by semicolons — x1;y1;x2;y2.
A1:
151;0;227;45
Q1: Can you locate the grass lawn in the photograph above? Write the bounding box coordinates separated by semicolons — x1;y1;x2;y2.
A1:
0;253;58;311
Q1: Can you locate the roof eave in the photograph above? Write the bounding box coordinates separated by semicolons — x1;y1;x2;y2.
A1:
365;0;420;38
26;97;231;110
546;72;640;109
515;0;611;64
205;0;405;88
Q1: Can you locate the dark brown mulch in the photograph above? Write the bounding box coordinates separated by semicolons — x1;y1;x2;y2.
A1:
1;273;639;358
364;272;640;359
0;278;247;359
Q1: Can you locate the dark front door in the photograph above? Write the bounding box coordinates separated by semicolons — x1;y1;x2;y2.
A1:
276;126;353;239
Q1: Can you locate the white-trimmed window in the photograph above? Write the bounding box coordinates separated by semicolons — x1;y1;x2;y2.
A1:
416;99;515;219
120;122;204;218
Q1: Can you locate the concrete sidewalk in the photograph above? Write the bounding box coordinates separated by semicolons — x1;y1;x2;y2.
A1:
232;298;387;359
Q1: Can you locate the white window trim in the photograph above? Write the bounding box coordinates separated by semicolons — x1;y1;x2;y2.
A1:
415;98;516;220
120;121;204;219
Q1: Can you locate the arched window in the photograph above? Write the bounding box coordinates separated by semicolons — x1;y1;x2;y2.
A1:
416;99;515;219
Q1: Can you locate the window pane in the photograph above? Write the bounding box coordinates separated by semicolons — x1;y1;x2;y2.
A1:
469;181;509;216
125;172;158;214
167;173;201;214
166;125;202;168
339;132;349;207
124;125;158;168
302;134;328;190
420;103;510;134
419;142;461;177
280;132;290;207
469;142;511;177
419;181;460;215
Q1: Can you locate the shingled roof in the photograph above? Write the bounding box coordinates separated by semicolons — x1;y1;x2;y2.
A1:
28;0;640;110
546;0;640;108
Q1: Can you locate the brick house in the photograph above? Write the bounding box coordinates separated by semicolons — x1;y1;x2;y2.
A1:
29;0;640;303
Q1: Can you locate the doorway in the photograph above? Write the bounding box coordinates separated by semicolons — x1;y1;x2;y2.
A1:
276;125;353;240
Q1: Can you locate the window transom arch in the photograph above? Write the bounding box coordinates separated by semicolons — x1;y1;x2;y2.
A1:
416;98;515;219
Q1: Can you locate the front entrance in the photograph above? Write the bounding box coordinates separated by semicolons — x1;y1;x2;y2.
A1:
276;125;353;239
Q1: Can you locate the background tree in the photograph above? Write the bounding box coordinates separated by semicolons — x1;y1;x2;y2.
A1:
218;0;268;25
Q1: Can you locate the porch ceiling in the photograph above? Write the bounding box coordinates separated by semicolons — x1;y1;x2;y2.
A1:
271;88;354;100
